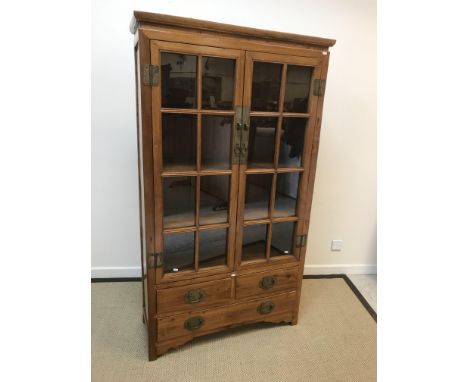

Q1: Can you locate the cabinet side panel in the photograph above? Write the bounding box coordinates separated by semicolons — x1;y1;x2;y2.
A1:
135;43;149;322
137;30;158;360
293;52;331;323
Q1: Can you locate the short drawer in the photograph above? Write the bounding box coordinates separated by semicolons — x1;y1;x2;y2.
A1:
157;291;296;342
235;267;299;300
157;278;232;315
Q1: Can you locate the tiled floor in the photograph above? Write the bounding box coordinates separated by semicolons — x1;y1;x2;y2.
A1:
347;274;377;312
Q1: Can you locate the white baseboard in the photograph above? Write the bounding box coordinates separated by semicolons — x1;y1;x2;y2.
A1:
303;264;377;275
91;266;141;278
91;264;376;278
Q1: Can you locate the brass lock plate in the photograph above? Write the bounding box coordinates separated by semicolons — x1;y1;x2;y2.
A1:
184;288;205;304
257;301;275;315
233;106;250;164
184;316;205;331
259;276;278;289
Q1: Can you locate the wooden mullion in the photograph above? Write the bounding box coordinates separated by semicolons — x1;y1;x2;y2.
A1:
160;108;198;114
198;222;230;231
194;175;200;271
276;167;304;173
242;215;298;227
195;55;202;272
200;169;232;176
275;63;288;168
196;113;202;173
265;223;273;260
243;218;270;226
244;168;275;174
163;226;197;234
282;112;311;118
264;62;288;261
197;55;203;111
200;110;235;115
194;230;200;271
162;170;198;177
249;111;280;117
269;172;278;221
271;216;299;224
162;169;233;177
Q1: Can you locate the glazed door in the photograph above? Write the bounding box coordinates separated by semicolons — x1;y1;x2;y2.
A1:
151;41;245;282
234;51;324;269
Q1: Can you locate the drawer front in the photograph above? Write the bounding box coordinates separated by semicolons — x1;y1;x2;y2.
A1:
157;278;232;315
235;267;299;300
157;291;296;342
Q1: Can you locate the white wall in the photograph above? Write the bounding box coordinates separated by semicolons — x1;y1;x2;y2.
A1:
91;0;376;277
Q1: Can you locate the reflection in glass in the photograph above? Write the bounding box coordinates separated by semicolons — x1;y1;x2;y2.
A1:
201;116;232;170
162;114;197;171
278;118;307;168
274;172;300;217
199;175;230;225
242;224;268;261
163;231;195;273
163;176;195;228
161;53;197;108
244;174;272;220
251;62;282;111
247;117;277;168
283;65;313;113
199;229;228;268
270;222;295;257
202;57;235;110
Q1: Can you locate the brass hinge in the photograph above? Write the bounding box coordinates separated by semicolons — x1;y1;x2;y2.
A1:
295;234;308;248
143;64;159;86
148;252;162;268
233;106;250;165
313;79;326;96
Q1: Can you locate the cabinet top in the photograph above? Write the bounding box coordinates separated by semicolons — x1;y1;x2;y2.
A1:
130;11;336;49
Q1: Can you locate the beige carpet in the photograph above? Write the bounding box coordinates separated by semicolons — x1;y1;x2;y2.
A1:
92;279;376;382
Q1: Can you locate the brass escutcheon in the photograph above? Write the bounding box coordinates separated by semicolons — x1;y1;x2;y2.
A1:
257;301;275;315
259;275;278;289
184;288;205;304
184;316;205;331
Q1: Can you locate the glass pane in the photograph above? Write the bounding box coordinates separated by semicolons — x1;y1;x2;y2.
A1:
163;176;195;228
283;65;313;113
202;57;235;110
242;224;268;261
199;229;228;268
199;175;230;225
161;53;197;108
247;117;277;168
251;62;282;111
278;118;307;168
244;174;272;220
201;116;232;170
270;222;295;257
162;114;196;171
163;231;195;273
274;172;300;217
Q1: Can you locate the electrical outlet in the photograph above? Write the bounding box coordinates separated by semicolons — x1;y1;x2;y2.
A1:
331;239;343;251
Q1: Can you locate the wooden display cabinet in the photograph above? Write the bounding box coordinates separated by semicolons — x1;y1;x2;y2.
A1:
130;11;335;360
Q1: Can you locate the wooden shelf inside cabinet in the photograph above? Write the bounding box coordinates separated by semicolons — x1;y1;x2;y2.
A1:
131;10;334;361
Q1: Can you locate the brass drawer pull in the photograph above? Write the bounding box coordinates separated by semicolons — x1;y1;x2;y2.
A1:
184;288;206;304
259;275;277;289
257;301;275;315
184;316;205;331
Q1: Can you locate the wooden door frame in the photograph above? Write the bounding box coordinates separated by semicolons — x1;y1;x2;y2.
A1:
234;50;325;271
149;39;245;284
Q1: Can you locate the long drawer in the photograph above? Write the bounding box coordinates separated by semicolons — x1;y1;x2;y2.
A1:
157;278;232;315
157;291;296;342
235;267;299;300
